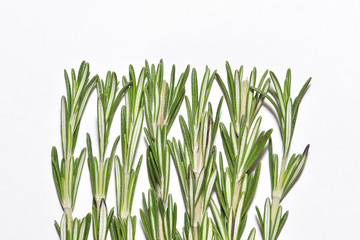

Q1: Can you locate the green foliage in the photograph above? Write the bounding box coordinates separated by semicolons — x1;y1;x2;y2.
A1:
253;70;311;240
140;191;181;240
91;200;114;240
144;59;190;140
141;60;190;240
212;62;272;240
55;213;92;240
168;66;222;240
255;198;288;240
52;61;97;237
86;71;130;239
51;62;311;240
113;64;145;239
109;216;137;240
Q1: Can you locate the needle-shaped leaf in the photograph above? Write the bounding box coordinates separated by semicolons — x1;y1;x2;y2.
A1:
99;200;107;240
247;228;256;240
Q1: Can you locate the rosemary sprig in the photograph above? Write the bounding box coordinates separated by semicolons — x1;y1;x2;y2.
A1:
86;71;131;240
211;62;272;240
140;60;190;240
52;61;97;239
110;65;145;240
253;70;311;240
168;67;223;240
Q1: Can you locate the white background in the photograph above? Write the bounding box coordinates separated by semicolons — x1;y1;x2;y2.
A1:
1;0;359;239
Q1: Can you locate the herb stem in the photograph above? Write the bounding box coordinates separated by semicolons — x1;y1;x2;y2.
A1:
64;206;73;232
193;172;202;240
157;185;166;240
64;159;73;232
271;155;287;223
193;141;203;240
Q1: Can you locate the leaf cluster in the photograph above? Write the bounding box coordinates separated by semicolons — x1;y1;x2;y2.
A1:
254;70;311;240
141;191;181;240
211;62;272;240
56;213;92;240
168;67;223;239
114;65;145;221
52;61;96;238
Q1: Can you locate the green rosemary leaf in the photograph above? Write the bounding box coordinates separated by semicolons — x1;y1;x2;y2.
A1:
51;147;62;204
243;129;273;174
219;123;235;172
126;110;144;172
192;68;199;117
60;96;68;159
255;206;264;231
225;61;235;107
184;96;194;137
284;98;293;158
271;206;282;240
282;145;309;197
64;70;72;112
203;169;217;212
284;69;291;104
247;228;256;240
243;163;261;213
212;97;223;142
250;86;283;123
268;138;275;192
264;198;271;240
215;73;235;122
237;214;248;240
60;214;67;240
179;115;192;153
210;199;227;239
86;134;96;196
73;63;89;108
269;71;286;117
291;77;311;138
97;98;105;161
275;210;289;239
120;106;127;165
99;200;107;240
107;208;114;231
233;193;245;238
244;116;262;161
81;213;92;240
72;148;86;207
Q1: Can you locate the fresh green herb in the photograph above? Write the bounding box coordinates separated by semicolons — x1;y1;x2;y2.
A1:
210;62;272;240
86;71;131;240
52;61;97;239
252;70;311;240
168;67;223;240
140;60;190;240
110;65;145;240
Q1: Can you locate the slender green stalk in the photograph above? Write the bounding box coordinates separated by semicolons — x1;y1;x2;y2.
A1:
86;71;131;240
210;62;272;240
168;67;223;240
110;65;145;240
140;60;190;240
253;70;311;240
52;61;96;239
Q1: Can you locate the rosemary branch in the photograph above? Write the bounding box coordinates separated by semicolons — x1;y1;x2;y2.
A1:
140;60;190;240
169;67;223;240
110;65;145;240
86;71;130;240
254;69;311;240
52;61;96;239
211;62;272;240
